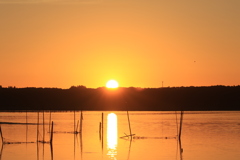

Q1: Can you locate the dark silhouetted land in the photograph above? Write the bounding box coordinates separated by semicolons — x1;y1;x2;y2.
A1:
0;85;240;111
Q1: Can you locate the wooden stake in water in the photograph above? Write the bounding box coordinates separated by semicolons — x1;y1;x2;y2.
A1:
26;110;28;143
175;111;179;136
80;110;83;133
0;125;3;144
178;111;184;141
50;121;54;144
50;140;53;160
43;110;45;143
49;111;52;133
76;120;79;133
119;111;135;139
74;110;76;133
37;139;39;160
127;111;132;138
37;112;39;142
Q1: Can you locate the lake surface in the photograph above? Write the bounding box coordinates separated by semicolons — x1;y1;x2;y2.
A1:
0;111;239;160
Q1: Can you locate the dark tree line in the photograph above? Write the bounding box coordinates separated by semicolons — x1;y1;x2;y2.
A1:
0;85;240;111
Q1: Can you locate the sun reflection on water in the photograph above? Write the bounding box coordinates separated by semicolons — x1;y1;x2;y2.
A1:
107;113;118;160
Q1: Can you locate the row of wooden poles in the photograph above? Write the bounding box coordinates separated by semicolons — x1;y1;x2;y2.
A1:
37;110;84;144
121;111;184;140
0;110;84;145
36;111;55;144
0;110;184;145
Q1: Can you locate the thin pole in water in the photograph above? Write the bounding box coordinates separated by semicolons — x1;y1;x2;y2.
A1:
37;112;39;142
43;110;45;143
49;111;51;133
178;111;184;141
26;110;28;143
50;141;53;160
0;125;3;144
175;111;178;137
127;111;132;138
37;141;39;160
74;110;76;133
50;121;54;144
76;120;79;133
80;110;83;133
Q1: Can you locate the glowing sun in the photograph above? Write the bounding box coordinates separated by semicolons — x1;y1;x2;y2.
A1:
106;80;119;88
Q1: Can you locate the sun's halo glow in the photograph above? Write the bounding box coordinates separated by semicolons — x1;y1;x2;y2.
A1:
106;80;119;89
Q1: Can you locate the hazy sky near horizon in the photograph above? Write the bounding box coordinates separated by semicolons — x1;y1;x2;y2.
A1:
0;0;240;88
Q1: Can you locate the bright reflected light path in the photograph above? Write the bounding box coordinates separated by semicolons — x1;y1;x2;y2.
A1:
107;113;118;159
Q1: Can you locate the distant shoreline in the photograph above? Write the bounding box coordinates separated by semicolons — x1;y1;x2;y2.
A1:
1;86;240;111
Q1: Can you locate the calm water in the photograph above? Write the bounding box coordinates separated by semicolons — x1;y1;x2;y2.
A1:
0;111;239;160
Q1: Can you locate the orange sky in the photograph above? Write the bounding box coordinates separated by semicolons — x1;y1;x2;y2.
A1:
0;0;240;88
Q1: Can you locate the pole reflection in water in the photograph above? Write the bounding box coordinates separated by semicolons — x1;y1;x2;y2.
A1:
107;113;118;160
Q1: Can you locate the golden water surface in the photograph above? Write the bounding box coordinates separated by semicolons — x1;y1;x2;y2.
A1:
0;111;239;160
